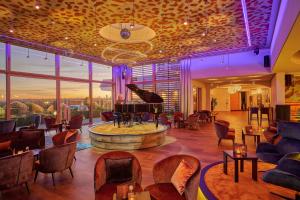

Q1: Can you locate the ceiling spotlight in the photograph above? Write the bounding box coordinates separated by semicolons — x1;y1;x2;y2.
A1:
94;43;97;47
35;0;40;9
159;49;163;53
213;39;217;43
130;23;135;29
183;21;188;26
9;29;14;33
201;32;206;37
64;36;69;40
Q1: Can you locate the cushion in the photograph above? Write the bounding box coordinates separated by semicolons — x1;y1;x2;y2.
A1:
171;159;194;195
64;130;76;143
105;158;133;184
145;183;185;200
276;138;300;155
0;140;11;151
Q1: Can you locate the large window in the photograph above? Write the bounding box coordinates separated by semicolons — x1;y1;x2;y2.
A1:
0;43;113;126
93;63;112;82
11;77;56;126
92;83;112;121
11;45;55;75
0;74;5;119
0;43;5;70
61;81;89;124
61;56;88;79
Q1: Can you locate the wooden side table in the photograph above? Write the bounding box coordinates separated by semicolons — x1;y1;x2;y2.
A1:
223;150;258;183
242;129;261;146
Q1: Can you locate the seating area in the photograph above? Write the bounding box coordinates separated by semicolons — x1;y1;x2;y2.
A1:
0;0;300;200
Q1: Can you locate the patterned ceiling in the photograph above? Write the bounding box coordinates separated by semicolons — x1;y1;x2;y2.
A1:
0;0;273;66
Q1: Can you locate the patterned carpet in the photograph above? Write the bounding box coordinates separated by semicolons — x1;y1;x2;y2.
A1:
199;160;297;200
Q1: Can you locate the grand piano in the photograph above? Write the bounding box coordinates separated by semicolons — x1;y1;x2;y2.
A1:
115;84;164;127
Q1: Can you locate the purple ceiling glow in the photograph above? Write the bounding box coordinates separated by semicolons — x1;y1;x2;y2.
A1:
241;0;252;47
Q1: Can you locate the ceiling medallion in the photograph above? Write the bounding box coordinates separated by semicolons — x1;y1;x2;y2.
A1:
100;23;155;65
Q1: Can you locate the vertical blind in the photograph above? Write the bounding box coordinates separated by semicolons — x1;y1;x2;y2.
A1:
131;62;181;113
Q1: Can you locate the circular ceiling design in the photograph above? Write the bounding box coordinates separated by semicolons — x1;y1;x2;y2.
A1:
99;23;156;43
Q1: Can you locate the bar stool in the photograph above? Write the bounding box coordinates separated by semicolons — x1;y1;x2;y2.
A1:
260;107;270;126
249;107;259;125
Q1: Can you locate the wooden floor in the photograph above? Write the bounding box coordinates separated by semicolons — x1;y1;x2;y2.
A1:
1;111;275;200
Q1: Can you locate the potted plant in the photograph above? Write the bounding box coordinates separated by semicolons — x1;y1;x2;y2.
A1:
211;98;218;111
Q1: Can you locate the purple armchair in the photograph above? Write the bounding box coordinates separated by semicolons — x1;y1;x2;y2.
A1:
256;121;300;164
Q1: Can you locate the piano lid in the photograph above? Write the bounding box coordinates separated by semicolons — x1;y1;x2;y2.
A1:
126;84;164;103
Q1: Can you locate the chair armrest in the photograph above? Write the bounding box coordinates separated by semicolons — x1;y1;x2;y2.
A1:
277;153;300;178
256;142;277;153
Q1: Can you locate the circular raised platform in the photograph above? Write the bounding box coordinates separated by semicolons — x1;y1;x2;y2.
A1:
89;123;167;150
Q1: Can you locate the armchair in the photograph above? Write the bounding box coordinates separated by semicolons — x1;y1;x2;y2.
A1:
44;116;61;134
174;112;184;128
256;121;300;164
66;114;83;133
214;120;235;146
184;114;199;130
0;120;16;141
94;151;142;200
263;152;300;194
34;142;77;186
52;130;79;146
145;155;201;200
12;129;45;151
101;111;114;122
0;151;34;193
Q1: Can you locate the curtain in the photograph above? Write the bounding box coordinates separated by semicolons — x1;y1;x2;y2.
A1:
180;58;193;118
112;65;132;105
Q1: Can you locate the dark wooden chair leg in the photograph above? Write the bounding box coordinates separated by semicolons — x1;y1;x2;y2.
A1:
34;170;39;182
25;182;30;194
218;138;222;146
69;167;74;178
52;173;55;186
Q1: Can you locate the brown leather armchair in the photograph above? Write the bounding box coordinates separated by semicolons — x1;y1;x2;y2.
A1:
94;151;142;200
34;142;77;186
214;120;235;146
0;151;34;193
66;114;83;133
145;155;201;200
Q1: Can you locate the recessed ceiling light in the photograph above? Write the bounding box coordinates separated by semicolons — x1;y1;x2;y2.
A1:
159;49;163;53
213;39;217;43
201;32;206;37
65;36;69;40
35;5;40;9
207;78;218;81
130;23;135;29
94;43;97;47
226;77;239;79
183;21;188;26
9;29;14;33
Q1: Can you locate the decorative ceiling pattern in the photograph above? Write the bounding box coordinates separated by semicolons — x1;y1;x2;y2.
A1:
0;0;273;66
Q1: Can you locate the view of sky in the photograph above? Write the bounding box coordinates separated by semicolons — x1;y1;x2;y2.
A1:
0;43;112;100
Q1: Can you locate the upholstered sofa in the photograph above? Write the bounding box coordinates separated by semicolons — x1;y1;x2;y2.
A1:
263;152;300;193
94;151;142;200
0;151;34;193
145;154;201;200
256;121;300;164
